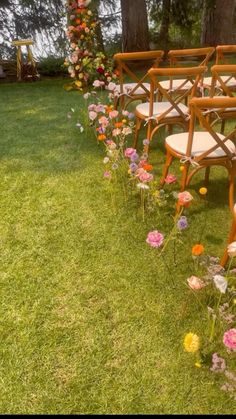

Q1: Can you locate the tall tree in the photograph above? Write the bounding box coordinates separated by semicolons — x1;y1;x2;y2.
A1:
120;0;149;52
159;0;171;51
201;0;236;46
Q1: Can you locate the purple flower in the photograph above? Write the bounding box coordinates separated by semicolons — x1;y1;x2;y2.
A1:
129;163;138;172
128;112;135;119
143;139;150;146
210;353;226;373
177;216;188;230
130;152;139;162
146;230;164;248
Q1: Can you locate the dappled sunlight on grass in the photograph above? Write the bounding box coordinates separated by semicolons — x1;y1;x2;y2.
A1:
0;79;235;414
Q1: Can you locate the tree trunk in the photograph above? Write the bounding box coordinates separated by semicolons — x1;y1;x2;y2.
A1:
159;0;171;51
201;0;236;46
120;0;149;52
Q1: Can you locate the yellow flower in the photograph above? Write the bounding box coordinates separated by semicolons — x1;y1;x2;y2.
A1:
75;65;80;71
199;187;207;195
75;80;82;88
233;298;236;305
122;119;127;123
79;73;84;79
128;169;132;175
183;333;200;353
195;361;202;368
180;165;185;172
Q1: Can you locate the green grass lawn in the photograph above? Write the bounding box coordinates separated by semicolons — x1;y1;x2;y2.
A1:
0;78;235;414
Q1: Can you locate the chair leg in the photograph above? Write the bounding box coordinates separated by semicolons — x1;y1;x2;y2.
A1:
229;163;236;212
160;151;173;187
133;117;142;149
204;166;210;186
221;220;236;267
180;164;189;191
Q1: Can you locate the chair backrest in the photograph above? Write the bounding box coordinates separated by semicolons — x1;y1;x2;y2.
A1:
147;66;207;123
215;45;236;65
186;97;236;163
167;47;215;67
113;50;164;96
210;64;236;96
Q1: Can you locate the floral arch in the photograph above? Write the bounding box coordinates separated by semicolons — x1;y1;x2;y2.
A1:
65;0;116;90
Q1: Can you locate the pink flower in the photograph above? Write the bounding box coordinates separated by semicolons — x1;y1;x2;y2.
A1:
95;104;105;113
187;276;206;290
98;116;109;127
107;82;117;91
89;111;97;121
165;174;177;184
146;231;164;248
223;329;236;351
112;128;121;136
139;172;154;183
109;110;119;119
124;148;136;158
93;80;103;88
103;171;111;179
178;191;193;207
88;104;96;111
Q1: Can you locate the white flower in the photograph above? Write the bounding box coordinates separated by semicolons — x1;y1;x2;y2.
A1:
76;123;84;133
103;157;109;164
122;127;132;136
137;183;150;190
227;241;236;258
83;93;91;100
213;275;228;294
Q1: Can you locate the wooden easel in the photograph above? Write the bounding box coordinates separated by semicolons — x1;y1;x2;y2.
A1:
12;39;39;81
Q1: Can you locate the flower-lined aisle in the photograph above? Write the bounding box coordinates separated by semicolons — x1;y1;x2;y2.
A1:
65;1;236;404
68;77;236;402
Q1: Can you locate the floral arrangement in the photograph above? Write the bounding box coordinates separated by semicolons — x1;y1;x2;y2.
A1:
182;203;236;400
65;0;117;90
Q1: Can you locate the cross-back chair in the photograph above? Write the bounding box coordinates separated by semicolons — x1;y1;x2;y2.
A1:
203;45;236;92
161;96;236;211
158;47;215;98
112;50;164;110
134;66;207;151
221;204;236;268
209;64;236;133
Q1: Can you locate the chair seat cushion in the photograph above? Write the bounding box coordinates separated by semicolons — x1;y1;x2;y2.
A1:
165;131;236;158
203;76;236;88
112;82;150;95
159;79;194;90
136;101;188;118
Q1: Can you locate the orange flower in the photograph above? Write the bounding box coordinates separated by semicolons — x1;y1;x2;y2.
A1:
98;134;106;141
106;105;113;113
192;244;204;256
75;18;81;24
114;122;123;128
142;164;153;172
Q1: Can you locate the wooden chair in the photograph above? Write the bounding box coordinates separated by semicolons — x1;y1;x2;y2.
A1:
134;66;207;151
159;47;215;97
221;204;236;267
203;45;236;92
209;64;236;133
161;96;236;211
112;50;164;110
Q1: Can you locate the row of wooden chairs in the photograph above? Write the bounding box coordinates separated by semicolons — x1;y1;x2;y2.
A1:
112;45;236;111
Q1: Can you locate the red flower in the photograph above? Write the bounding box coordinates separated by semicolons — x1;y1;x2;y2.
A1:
97;67;104;74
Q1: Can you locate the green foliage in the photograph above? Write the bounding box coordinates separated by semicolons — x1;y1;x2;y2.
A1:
38;56;67;77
